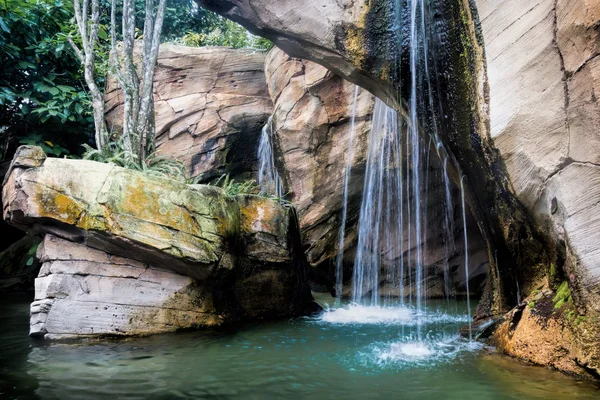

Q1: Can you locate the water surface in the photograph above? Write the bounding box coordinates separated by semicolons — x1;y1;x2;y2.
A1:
1;294;598;399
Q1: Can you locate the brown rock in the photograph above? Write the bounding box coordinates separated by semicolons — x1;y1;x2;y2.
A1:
105;45;273;181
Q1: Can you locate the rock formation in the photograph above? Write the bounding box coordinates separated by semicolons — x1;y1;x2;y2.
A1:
3;146;316;339
264;47;488;296
105;44;273;182
199;0;600;378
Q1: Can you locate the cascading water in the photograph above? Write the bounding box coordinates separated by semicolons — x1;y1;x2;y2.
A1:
335;86;360;301
442;158;455;299
331;0;477;352
460;176;472;341
352;98;401;306
257;116;283;197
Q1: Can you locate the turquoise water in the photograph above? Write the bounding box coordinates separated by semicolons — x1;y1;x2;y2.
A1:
1;293;598;399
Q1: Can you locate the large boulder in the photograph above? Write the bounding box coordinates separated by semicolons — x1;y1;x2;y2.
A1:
105;45;273;182
3;146;316;339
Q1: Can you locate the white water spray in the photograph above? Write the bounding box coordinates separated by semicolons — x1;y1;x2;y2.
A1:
257;116;283;197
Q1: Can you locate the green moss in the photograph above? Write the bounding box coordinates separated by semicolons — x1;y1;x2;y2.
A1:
553;281;572;309
528;301;536;309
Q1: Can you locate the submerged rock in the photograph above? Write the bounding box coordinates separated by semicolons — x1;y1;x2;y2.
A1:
3;146;316;339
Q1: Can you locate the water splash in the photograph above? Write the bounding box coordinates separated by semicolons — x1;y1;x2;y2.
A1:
335;86;360;301
257;116;283;197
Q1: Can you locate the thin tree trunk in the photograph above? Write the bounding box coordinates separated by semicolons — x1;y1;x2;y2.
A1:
137;0;167;158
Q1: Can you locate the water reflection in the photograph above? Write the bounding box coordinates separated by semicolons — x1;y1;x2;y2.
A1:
0;294;598;399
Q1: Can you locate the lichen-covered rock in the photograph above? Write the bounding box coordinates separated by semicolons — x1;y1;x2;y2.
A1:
3;146;317;338
105;45;273;181
490;280;600;376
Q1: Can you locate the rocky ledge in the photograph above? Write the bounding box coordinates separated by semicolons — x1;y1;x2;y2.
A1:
2;146;317;339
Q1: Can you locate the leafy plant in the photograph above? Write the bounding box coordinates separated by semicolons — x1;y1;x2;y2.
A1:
19;133;70;157
180;16;273;50
209;174;260;196
0;0;94;161
82;138;187;182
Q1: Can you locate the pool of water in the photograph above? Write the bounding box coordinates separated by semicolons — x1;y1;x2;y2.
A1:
1;293;598;399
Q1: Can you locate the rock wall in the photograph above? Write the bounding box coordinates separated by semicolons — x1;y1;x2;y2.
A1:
473;0;600;375
475;0;600;308
3;146;317;339
265;47;488;297
198;0;600;378
105;45;273;182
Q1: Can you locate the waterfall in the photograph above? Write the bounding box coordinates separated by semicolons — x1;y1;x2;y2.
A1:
257;116;283;198
460;176;472;341
442;158;454;299
352;98;401;305
409;0;425;331
340;0;476;342
335;86;360;301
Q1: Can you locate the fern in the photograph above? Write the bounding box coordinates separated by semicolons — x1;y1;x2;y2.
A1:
209;174;260;197
82;140;187;182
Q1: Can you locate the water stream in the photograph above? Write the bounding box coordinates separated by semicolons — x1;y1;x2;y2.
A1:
257;116;283;198
335;86;360;302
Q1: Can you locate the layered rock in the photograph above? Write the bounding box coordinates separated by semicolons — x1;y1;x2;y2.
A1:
265;47;488;297
105;45;273;182
474;0;600;374
3;146;316;339
201;0;600;377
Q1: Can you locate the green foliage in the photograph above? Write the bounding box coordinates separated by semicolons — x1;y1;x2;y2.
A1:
180;14;273;50
20;133;70;157
0;0;94;161
25;241;39;267
553;281;572;309
82;139;187;182
209;174;260;196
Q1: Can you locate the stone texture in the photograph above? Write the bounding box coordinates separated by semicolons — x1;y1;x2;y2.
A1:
475;0;600;306
30;235;220;339
476;0;569;208
3;146;316;338
105;44;273;181
196;0;396;103
265;47;488;297
490;280;600;376
265;47;374;268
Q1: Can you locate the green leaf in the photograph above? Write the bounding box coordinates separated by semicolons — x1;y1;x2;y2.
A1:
98;27;108;41
0;16;10;33
17;61;36;69
56;85;74;93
